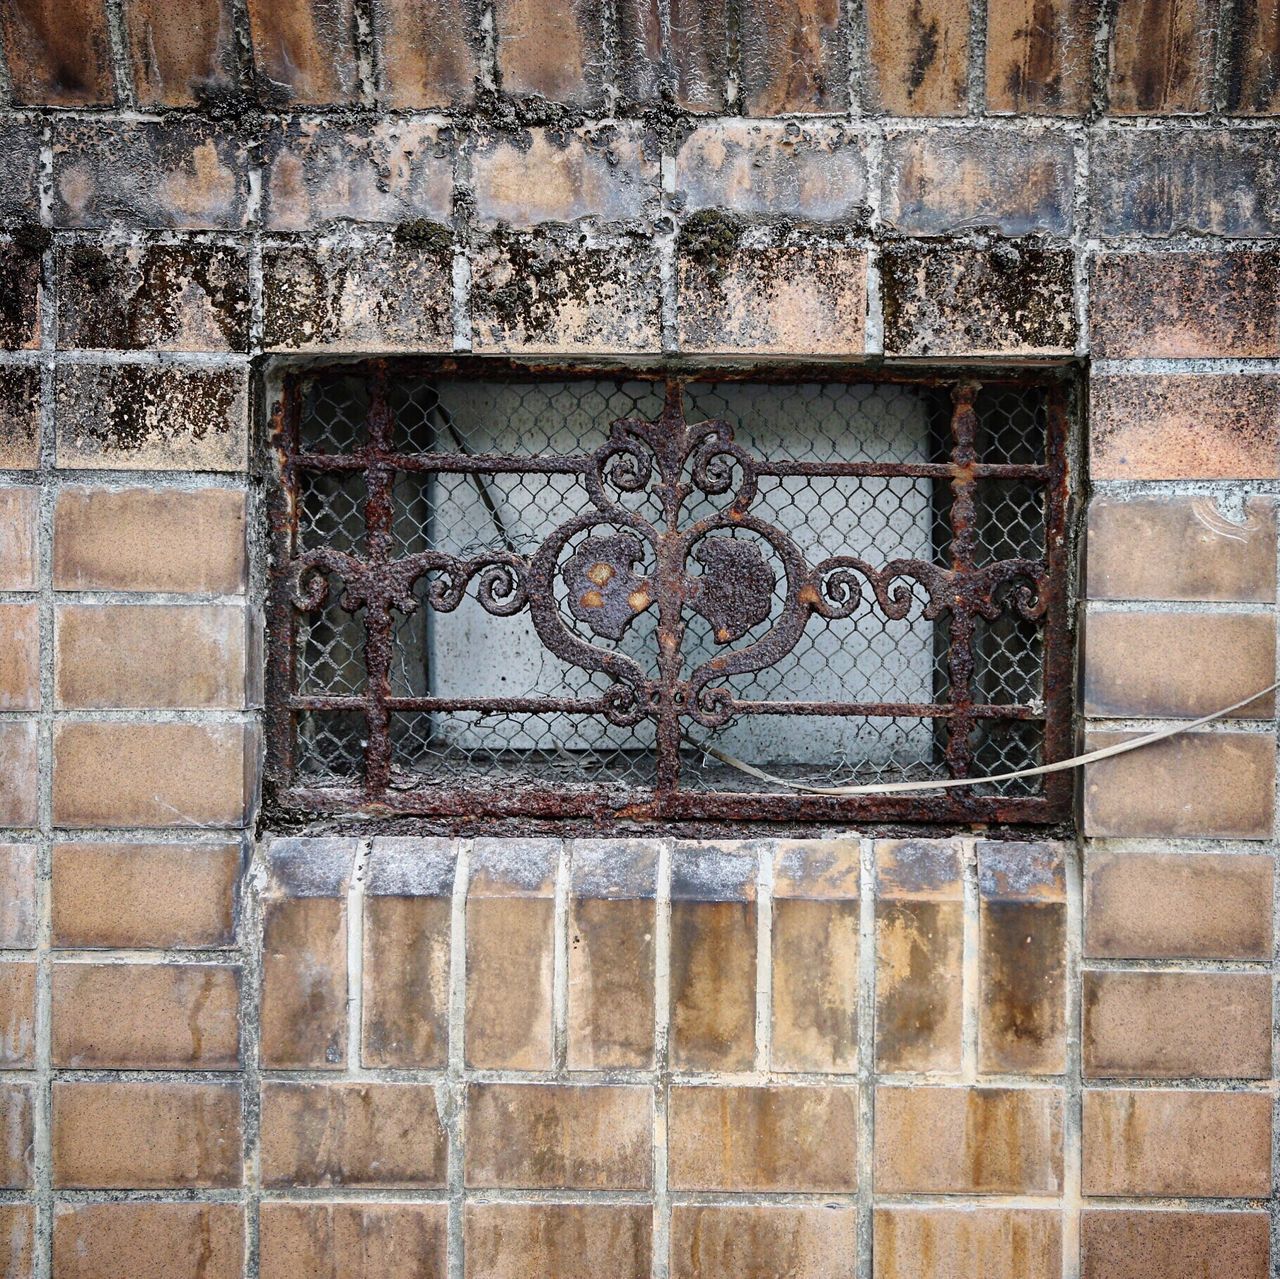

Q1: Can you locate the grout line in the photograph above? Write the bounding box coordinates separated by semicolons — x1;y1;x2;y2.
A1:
240;837;264;1279
754;844;772;1074
552;841;570;1075
855;836;876;1278
961;837;980;1084
446;837;471;1279
1062;838;1084;1279
651;838;672;1279
346;840;372;1075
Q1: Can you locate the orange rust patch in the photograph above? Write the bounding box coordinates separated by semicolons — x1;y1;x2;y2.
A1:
580;589;604;610
628;587;652;612
586;562;614;586
798;583;821;607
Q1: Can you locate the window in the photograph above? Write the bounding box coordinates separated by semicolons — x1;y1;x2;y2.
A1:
265;362;1074;826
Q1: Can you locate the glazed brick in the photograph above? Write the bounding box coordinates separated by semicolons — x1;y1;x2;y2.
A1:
1091;251;1280;357
371;0;476;108
567;839;657;1070
0;243;41;350
1080;1209;1270;1279
670;844;757;1072
0;1204;32;1279
882;128;1075;236
1083;970;1272;1080
1090;374;1280;479
262;118;453;230
261;1203;447;1279
362;838;454;1069
0;489;38;592
0;0;113;105
53;487;247;594
1108;0;1215;112
465;1083;652;1190
52;721;256;829
52;1080;242;1188
465;840;555;1070
55;604;249;710
986;0;1095;113
123;0;237;107
874;1086;1063;1194
1226;0;1280;113
470;124;658;227
672;1206;856;1279
978;843;1066;1076
52;842;241;949
865;0;968;114
881;240;1076;356
465;1204;651;1279
1084;612;1276;718
1082;730;1275;840
677;233;865;355
771;841;859;1073
739;0;848;114
51;119;250;229
0;845;36;948
260;1082;447;1188
1086;496;1277;603
53;1203;244;1279
1082;1088;1272;1197
0;124;42;223
1085;850;1273;960
875;840;963;1073
0;962;35;1068
0;722;38;829
51;962;241;1069
0;605;39;712
493;0;605;107
244;0;359;104
875;1208;1061;1279
0;366;39;468
0;1083;34;1188
668;0;728;111
667;1085;858;1192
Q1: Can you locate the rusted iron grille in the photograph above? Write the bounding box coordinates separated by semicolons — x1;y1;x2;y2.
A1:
266;362;1073;825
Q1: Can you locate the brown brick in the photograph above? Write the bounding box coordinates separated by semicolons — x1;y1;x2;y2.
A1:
0;0;114;105
493;0;605;106
0;605;39;712
875;841;963;1074
0;489;38;593
371;0;476;108
881;240;1076;356
465;1204;650;1279
669;0;728;110
616;0;663;103
465;1083;652;1190
52;721;255;829
0;244;41;351
123;0;236;107
1082;1088;1272;1197
53;1203;244;1279
739;0;847;114
1080;1209;1270;1279
1092;251;1280;358
55;604;248;710
245;0;359;104
466;840;555;1070
1086;496;1277;603
1085;850;1273;960
53;487;247;594
875;1207;1062;1279
0;722;38;829
0;845;36;948
1108;0;1215;112
0;1083;33;1188
567;839;657;1070
1091;375;1280;480
866;0;969;114
362;839;453;1068
668;1085;858;1192
772;841;859;1073
986;0;1095;113
52;962;241;1069
0;366;39;469
0;963;35;1068
883;128;1075;236
1225;0;1280;114
261;1203;448;1279
670;844;757;1072
52;842;240;950
1083;971;1272;1080
1083;730;1275;840
52;1081;242;1189
672;1205;857;1279
0;1204;32;1279
874;1086;1063;1194
677;234;865;356
261;1082;447;1188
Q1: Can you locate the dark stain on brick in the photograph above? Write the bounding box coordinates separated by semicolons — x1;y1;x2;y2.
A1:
875;899;957;1069
0;366;39;464
0;246;40;348
907;0;941;96
392;218;454;253
981;900;1065;1064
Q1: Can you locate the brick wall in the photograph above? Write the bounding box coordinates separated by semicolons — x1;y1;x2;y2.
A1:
1;0;1279;1276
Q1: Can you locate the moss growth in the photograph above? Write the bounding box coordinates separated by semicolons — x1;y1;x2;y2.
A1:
66;243;113;291
10;222;51;258
678;209;747;277
393;219;454;256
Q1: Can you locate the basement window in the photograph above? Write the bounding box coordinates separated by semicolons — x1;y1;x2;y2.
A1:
265;362;1074;826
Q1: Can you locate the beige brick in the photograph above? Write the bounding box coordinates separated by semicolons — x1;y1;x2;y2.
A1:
244;0;358;103
52;721;255;829
53;1081;242;1189
740;0;847;113
123;0;236;108
986;0;1095;113
0;0;113;105
874;1207;1062;1279
1108;0;1215;112
0;1203;32;1279
0;722;38;828
53;487;247;593
1085;851;1273;960
1080;1209;1270;1279
668;1085;858;1192
466;1083;651;1190
866;0;968;114
372;0;477;109
53;1203;244;1279
492;0;605;106
0;605;38;711
672;1205;858;1279
0;366;39;468
464;1204;651;1279
261;1203;448;1279
874;1086;1063;1194
0;962;35;1068
0;488;37;592
0;845;36;948
1082;1088;1272;1197
0;1082;33;1187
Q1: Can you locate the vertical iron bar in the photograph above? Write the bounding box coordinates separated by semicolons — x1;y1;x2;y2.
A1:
362;363;396;796
653;380;686;807
945;381;981;780
264;387;302;782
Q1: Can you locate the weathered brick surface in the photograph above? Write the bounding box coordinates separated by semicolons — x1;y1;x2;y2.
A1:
492;0;605;106
465;1204;651;1279
0;366;40;469
53;1203;245;1279
739;0;848;114
865;0;969;114
371;0;477;108
0;845;37;948
244;0;359;104
261;1203;447;1279
1226;0;1280;113
1080;1210;1270;1279
1108;0;1216;112
874;1207;1062;1279
0;124;42;223
0;243;42;350
0;489;38;592
123;0;237;108
986;0;1096;113
671;1205;858;1279
0;1204;32;1279
668;0;728;110
0;1083;34;1188
0;722;39;828
0;0;114;105
0;604;39;712
0;961;36;1068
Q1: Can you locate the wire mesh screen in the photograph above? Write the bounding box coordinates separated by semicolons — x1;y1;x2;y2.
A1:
267;364;1073;825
